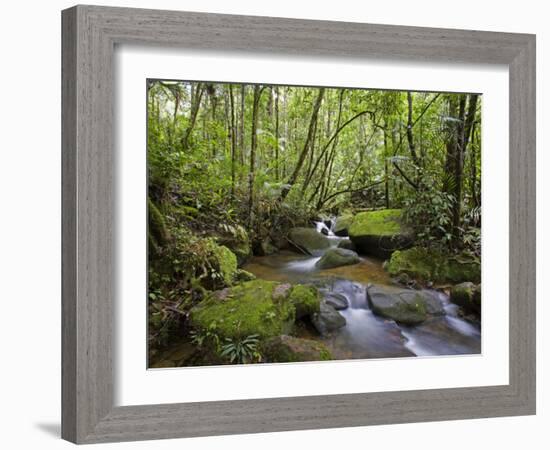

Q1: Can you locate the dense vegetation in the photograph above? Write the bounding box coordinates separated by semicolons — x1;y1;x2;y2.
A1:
147;80;482;366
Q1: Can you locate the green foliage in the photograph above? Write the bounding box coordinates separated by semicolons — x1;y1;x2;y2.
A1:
402;183;454;247
219;334;262;364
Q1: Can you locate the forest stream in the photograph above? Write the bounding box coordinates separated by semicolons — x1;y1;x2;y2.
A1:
147;82;483;368
243;221;481;360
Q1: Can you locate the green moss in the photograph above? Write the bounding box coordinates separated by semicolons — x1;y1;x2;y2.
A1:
148;197;170;245
387;248;434;281
334;213;354;235
234;268;256;282
262;335;332;363
387;247;480;284
450;284;473;306
288;284;321;319
209;244;238;286
450;282;480;314
349;209;404;237
190;280;296;341
319;347;332;361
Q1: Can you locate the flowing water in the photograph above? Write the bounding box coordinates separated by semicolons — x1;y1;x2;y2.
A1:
243;220;481;360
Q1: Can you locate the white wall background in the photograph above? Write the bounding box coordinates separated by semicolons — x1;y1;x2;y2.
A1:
0;1;546;449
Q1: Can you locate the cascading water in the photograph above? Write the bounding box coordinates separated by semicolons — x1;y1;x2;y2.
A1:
243;224;481;360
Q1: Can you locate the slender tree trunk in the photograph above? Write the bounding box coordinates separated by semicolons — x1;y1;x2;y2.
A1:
239;84;246;166
280;88;325;200
181;82;204;150
470;122;480;209
451;95;467;245
383;123;390;208
229;85;237;197
247;85;262;228
406;92;420;166
274;86;280;181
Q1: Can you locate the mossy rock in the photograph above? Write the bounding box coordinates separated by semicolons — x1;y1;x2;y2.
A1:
288;227;331;256
288;284;321;319
189;280;296;341
209;244;238;287
262;335;332;363
387;247;480;284
315;247;360;270
336;239;356;251
217;227;252;267
366;285;437;325
234;268;256;283
450;282;481;315
334;214;354;236
348;209;412;258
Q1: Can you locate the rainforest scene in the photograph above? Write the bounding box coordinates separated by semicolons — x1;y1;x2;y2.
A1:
147;80;482;368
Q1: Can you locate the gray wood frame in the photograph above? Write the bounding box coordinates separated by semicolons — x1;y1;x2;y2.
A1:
62;5;536;444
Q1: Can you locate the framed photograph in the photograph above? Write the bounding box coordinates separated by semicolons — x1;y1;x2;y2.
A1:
62;5;536;444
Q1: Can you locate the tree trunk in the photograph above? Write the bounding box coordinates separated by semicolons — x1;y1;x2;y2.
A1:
181;83;204;150
274;86;280;181
239;84;246;166
383;123;390;208
229;85;237;197
280;88;325;200
247;85;262;228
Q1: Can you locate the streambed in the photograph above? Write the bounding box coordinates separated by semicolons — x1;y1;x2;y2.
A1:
243;222;481;360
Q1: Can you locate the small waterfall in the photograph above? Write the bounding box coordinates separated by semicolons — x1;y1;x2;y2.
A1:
314;220;333;236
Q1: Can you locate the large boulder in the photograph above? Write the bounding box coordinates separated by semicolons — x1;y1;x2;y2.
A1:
311;301;347;335
315;248;360;270
366;285;444;325
333;213;354;237
336;239;356;251
262;335;332;362
288;227;331;256
386;247;481;284
450;282;481;315
348;209;412;258
190;280;296;341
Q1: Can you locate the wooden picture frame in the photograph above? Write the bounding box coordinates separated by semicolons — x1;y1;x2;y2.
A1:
61;5;536;444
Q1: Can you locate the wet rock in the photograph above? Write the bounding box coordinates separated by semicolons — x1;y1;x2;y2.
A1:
315;248;360;270
288;227;331;256
312;301;347;335
366;284;445;325
323;292;349;310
